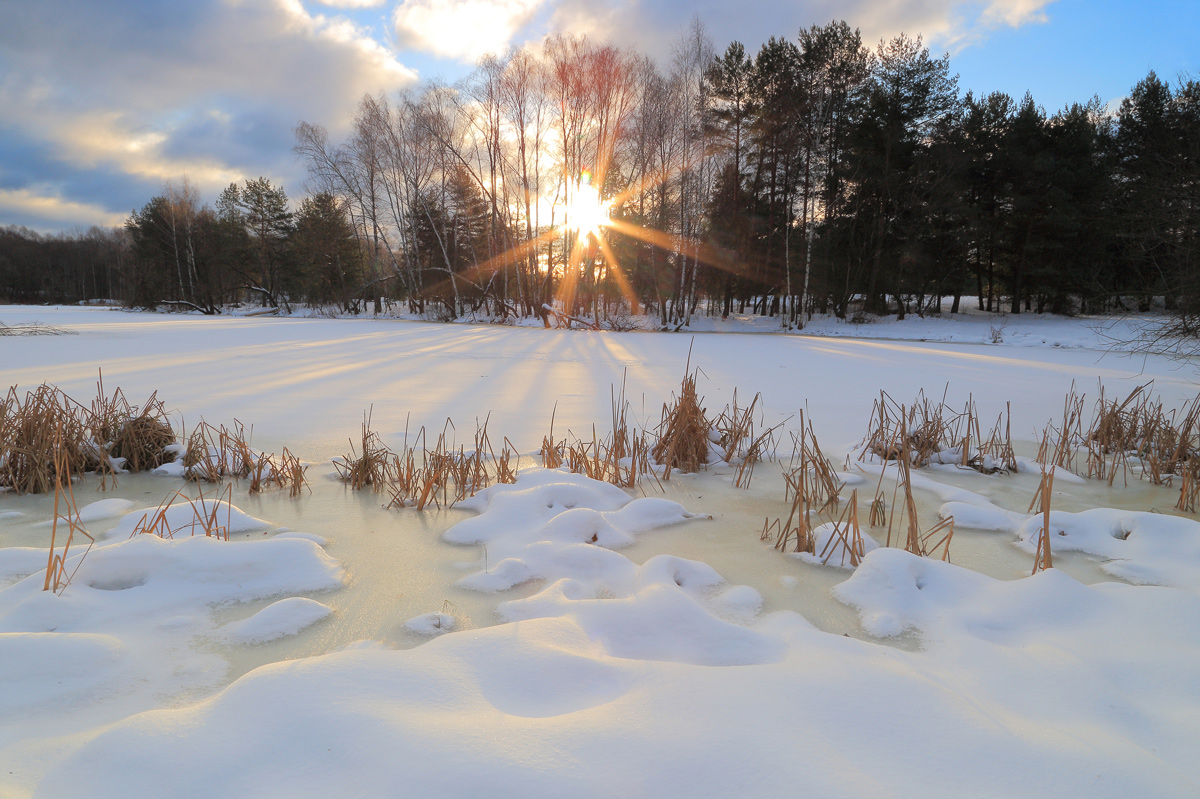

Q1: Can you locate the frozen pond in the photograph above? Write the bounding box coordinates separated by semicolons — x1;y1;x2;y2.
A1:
4;306;1200;797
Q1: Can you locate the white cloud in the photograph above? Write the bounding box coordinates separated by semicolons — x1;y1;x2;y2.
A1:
1;0;418;216
0;188;127;230
393;0;549;61
979;0;1057;29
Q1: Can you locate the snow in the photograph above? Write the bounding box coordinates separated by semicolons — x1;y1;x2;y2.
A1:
223;597;333;643
796;520;882;569
32;498;133;527
106;498;270;539
3;305;1200;797
32;522;1200;798
0;547;48;582
405;612;455;634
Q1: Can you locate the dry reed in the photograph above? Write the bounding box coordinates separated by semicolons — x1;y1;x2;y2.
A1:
860;388;1015;475
130;484;233;540
43;444;95;594
817;489;867;567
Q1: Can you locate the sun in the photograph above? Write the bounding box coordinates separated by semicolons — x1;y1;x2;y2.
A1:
563;172;610;237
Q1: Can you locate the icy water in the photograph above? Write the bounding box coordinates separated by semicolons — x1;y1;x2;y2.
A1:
1;451;1188;688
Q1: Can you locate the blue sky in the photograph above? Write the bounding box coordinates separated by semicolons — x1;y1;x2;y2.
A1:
0;0;1195;233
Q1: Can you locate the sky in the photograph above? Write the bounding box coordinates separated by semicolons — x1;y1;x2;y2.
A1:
0;0;1195;234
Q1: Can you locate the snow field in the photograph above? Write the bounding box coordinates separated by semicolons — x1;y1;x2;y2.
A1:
24;469;1200;798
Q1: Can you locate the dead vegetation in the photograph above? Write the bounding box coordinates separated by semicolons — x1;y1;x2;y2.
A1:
548;378;658;490
0;321;74;336
0;375;309;502
817;489;867;568
652;370;711;479
334;414;521;511
860;389;1016;474
42;448;95;594
0;379;178;495
1022;381;1200;513
183;418;308;495
763;412;842;555
129;484;234;540
715;390;785;488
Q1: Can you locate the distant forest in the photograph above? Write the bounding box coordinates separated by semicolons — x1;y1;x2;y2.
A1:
2;21;1197;325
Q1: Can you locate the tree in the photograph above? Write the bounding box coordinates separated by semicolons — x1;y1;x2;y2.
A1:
293;193;362;311
846;34;958;316
237;177;294;307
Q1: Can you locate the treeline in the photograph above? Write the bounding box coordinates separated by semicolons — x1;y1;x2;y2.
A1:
2;20;1197;324
1;179;361;314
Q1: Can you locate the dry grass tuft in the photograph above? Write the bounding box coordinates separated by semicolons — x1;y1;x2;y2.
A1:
818;489;867;568
334;411;393;491
1;384;89;495
860;389;1014;474
181;417;306;495
130;484;233;540
108;392;175;473
652;371;712;479
1;376;182;495
766;411;843;555
334;415;521;511
541;406;566;469
715;390;785;489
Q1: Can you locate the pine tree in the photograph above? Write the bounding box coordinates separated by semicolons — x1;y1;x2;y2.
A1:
237;177;294;307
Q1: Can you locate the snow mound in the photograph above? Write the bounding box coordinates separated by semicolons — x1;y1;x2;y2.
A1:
0;547;49;581
1015;508;1200;589
34;498;134;527
223;598;333;643
1;534;343;633
938;497;1200;592
405;612;455;635
0;632;127;714
451;470;700;594
108;498;270;539
38;561;1200;798
795;521;881;569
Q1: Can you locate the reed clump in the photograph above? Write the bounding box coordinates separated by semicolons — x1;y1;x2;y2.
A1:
817;489;867;568
652;371;712;479
765;401;961;566
860;388;1017;475
108;392;176;473
177;418;307;495
715;390;785;488
338;414;520;511
0;385;89;495
1024;381;1200;514
764;412;842;555
334;414;393;491
0;378;184;495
